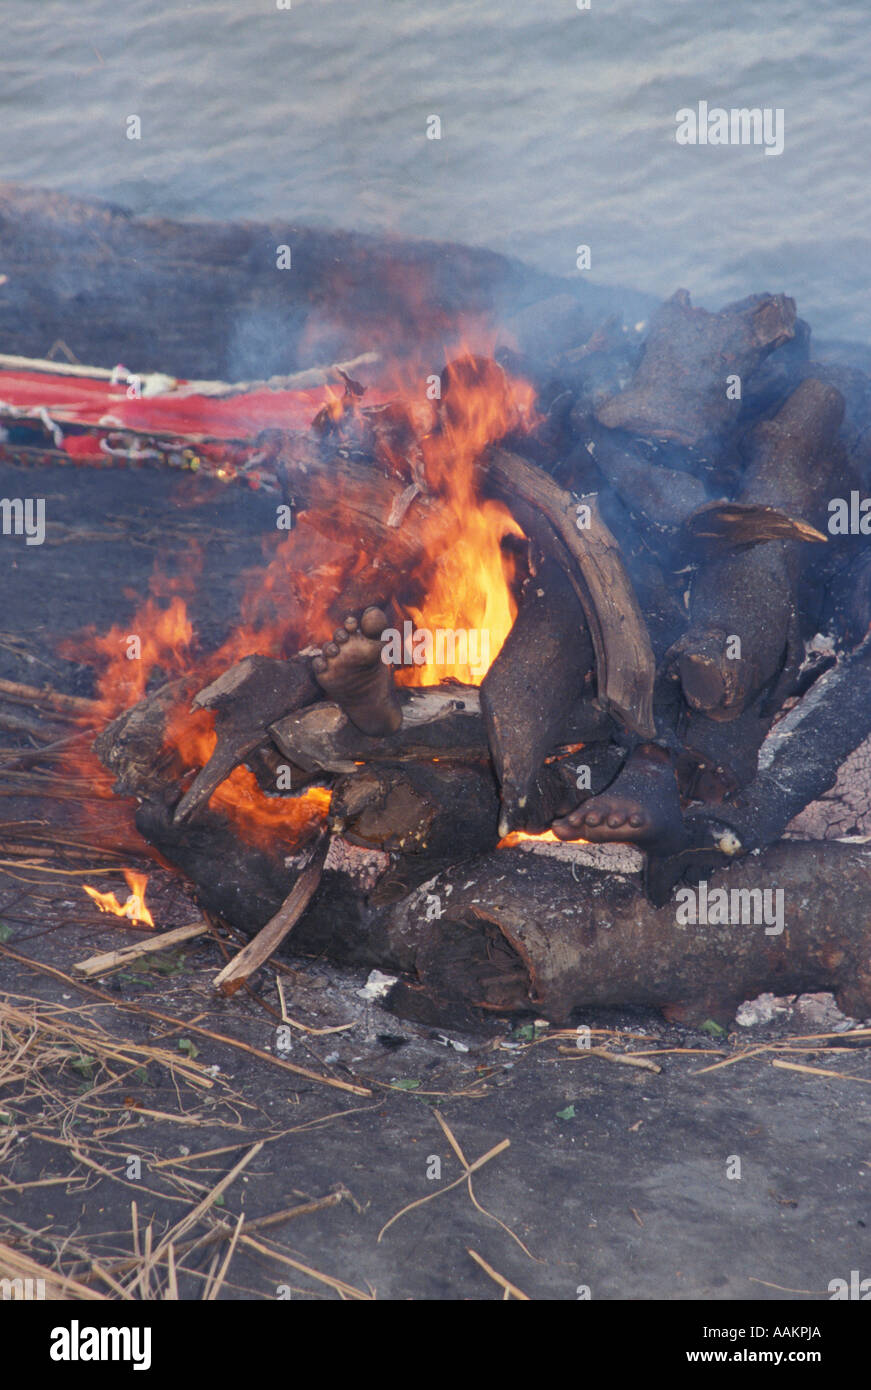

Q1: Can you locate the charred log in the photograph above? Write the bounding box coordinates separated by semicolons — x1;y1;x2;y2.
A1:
174;654;319;823
94;676;199;798
692;629;871;853
666;379;846;721
589;429;710;532
270;684;486;775
595;289;797;447
481;555;595;834
377;840;871;1026
328;759;500;860
484;446;656;737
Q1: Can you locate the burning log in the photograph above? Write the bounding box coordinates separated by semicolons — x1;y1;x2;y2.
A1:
60;198;870;1033
94;676;200;797
328;759;499;860
134;790;306;929
269;684;486;775
595;289;797;446
173;655;319;824
94;678;324;926
377;839;871;1026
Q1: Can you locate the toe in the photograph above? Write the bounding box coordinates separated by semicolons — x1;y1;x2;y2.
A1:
606;813;625;829
628;812;645;828
324;642;339;658
343;615;358;632
552;818;577;841
584;811;603;827
312;656;327;673
333;628;350;645
360;606;388;638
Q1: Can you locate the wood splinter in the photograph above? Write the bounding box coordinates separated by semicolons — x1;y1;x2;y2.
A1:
211;834;328;995
72;921;208;977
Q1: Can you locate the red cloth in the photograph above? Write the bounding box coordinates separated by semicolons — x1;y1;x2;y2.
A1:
0;369;389;443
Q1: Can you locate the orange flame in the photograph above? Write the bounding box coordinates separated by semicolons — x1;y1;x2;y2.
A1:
497;829;564;849
66;346;535;854
83;869;155;927
398;353;531;685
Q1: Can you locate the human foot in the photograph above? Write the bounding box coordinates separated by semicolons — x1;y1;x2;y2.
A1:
551;744;686;852
311;607;402;737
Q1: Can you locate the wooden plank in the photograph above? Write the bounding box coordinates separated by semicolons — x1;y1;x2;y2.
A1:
73;921;208;977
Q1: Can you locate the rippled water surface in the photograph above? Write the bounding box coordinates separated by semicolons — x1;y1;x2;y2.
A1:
3;0;869;339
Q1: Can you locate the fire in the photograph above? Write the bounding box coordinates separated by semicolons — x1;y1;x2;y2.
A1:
398;353;531;686
83;870;155;927
497;829;564;849
65;344;535;856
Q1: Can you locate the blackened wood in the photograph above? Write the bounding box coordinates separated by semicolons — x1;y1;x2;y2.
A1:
480;556;595;834
135;792;302;930
94;676;199;798
484;447;656;738
591;430;710;531
696;631;871;852
329;759;500;860
378;840;871;1025
173;655;319;824
595;290;797;446
269;684;486;775
667;379;846;720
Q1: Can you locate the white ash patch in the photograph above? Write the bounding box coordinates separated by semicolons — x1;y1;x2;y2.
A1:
512;838;644;876
356;969;398;1001
737;991;861;1029
736;992;790;1027
323;836;391;889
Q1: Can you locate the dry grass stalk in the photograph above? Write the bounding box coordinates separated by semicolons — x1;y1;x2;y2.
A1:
467;1248;530;1300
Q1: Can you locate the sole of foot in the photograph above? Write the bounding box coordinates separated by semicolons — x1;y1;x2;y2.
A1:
311;606;403;737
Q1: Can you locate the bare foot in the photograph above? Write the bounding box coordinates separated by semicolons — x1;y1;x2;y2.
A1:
551;744;686;852
311;607;402;737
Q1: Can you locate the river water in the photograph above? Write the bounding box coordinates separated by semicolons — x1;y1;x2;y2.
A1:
3;0;869;340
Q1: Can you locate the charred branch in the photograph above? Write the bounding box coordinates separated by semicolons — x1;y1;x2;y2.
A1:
484;446;656;738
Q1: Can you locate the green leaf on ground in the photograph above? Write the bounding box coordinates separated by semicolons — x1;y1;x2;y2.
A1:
512;1022;548;1043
